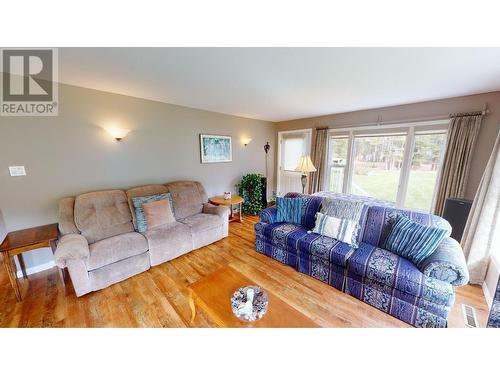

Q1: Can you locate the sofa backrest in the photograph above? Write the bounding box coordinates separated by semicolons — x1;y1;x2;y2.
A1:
284;192;323;230
74;190;134;244
125;184;170;229
165;181;208;219
361;205;452;247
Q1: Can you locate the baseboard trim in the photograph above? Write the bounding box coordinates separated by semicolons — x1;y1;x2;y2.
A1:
16;260;55;278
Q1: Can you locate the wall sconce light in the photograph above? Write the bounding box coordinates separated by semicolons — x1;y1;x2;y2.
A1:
105;127;131;141
243;138;253;147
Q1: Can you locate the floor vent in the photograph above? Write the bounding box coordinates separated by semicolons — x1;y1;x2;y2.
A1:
462;304;480;328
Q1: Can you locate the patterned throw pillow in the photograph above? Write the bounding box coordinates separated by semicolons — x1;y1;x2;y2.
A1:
132;193;174;233
312;212;359;247
320;198;365;247
276;197;305;225
382;215;448;266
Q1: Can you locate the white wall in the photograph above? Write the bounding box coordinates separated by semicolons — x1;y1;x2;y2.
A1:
484;256;500;307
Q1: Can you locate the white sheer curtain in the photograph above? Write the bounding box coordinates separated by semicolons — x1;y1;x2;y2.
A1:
461;129;500;284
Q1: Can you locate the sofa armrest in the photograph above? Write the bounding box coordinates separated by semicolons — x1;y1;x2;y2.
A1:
203;203;230;218
418;237;469;286
259;207;278;224
54;234;89;268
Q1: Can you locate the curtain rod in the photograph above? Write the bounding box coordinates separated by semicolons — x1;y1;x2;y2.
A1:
325;103;490;130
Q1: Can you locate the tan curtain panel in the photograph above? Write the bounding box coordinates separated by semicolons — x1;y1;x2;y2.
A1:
308;128;328;194
461;130;500;284
434;114;483;216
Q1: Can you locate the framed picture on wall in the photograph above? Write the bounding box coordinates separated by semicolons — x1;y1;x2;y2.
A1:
200;134;232;163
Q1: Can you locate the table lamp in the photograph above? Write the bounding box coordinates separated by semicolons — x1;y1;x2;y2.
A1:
295;155;317;194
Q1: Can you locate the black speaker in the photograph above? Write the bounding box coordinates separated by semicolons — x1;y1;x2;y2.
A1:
261;176;268;208
442;198;473;242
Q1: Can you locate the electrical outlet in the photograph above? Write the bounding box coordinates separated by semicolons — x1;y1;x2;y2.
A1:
9;166;26;177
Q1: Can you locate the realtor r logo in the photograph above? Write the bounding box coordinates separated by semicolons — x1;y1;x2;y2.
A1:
1;48;58;116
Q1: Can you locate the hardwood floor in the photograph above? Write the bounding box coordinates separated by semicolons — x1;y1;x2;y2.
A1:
0;216;490;328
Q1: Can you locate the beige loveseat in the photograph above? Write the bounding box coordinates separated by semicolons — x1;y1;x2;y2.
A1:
54;181;229;297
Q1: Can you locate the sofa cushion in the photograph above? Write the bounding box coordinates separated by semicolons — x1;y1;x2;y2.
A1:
74;190;134;244
319;197;367;247
361;205;452;247
89;252;150;292
347;242;455;306
284;193;323;229
131;193;173;233
143;199;176;230
178;213;223;234
165;181;208;219
256;222;354;268
382;215;448;266
144;222;193;266
298;232;355;268
276;197;305;225
312;212;359;247
86;232;148;271
126;184;169;228
257;222;308;250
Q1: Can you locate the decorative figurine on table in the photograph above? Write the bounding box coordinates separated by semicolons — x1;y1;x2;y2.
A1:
230;285;268;322
224;191;232;200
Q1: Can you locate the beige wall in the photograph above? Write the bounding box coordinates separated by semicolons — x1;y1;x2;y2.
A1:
0;209;6;244
275;91;500;200
0;82;275;269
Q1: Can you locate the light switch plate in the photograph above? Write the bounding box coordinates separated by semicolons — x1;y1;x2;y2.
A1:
9;166;26;177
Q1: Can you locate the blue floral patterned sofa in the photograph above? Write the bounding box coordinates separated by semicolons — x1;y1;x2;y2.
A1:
255;193;469;328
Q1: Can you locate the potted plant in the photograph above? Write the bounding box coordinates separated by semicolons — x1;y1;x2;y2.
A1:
236;174;264;215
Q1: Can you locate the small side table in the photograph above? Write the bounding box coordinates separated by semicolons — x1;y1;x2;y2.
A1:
209;196;244;223
0;223;58;301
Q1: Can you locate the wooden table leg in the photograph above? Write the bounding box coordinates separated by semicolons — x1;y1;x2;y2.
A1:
238;202;242;222
3;253;22;302
17;254;28;279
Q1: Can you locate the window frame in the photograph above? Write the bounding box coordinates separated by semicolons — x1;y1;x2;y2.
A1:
326;119;449;211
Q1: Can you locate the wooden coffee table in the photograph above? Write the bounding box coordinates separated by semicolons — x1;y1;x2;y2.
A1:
0;223;59;301
209;195;244;223
187;265;318;327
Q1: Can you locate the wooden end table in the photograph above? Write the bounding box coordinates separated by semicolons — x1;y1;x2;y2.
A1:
0;223;59;301
208;195;244;223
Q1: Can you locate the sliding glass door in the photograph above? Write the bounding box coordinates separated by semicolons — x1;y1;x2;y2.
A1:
326;123;448;212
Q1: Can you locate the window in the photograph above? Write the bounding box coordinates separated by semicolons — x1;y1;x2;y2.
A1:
327;137;348;193
352;134;406;202
282;137;306;171
326;123;448;212
405;132;447;211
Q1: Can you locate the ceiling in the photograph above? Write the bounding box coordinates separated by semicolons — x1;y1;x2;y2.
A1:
57;48;500;122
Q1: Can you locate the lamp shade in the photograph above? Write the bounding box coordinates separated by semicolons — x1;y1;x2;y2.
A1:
295;155;317;173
